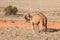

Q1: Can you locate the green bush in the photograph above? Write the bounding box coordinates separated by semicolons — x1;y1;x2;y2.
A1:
4;5;18;15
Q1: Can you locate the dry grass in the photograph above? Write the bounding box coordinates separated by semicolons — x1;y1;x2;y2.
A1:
0;11;60;40
0;26;60;40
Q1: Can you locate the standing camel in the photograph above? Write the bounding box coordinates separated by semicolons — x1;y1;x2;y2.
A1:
25;12;47;33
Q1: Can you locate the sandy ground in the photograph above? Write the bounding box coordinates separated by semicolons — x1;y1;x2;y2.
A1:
0;26;60;40
0;20;60;29
0;20;60;40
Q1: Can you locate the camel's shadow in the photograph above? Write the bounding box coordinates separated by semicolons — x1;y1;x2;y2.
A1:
46;28;60;32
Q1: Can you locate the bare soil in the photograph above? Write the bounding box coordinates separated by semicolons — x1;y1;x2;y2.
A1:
0;21;60;40
0;20;60;29
0;26;60;40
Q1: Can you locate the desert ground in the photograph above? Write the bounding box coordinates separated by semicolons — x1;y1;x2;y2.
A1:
0;11;60;40
0;20;60;29
0;0;60;40
0;20;60;40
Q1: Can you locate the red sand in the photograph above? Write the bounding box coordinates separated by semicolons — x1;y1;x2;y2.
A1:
0;20;60;29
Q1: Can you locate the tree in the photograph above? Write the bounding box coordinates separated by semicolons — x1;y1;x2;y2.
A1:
4;5;18;15
12;6;18;15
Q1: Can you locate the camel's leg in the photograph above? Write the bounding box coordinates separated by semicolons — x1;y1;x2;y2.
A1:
36;21;41;33
44;19;47;32
43;25;47;32
42;19;47;32
38;20;44;32
32;22;39;33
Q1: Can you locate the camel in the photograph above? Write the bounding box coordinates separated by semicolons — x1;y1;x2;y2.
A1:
24;12;47;33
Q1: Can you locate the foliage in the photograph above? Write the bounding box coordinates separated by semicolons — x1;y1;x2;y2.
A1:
4;5;18;15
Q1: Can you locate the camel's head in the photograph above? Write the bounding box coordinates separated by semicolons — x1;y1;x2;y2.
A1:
24;12;32;22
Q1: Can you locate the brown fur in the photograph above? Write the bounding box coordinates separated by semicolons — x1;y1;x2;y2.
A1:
25;12;47;32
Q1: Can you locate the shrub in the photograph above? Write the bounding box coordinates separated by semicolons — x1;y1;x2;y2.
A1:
4;5;18;15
